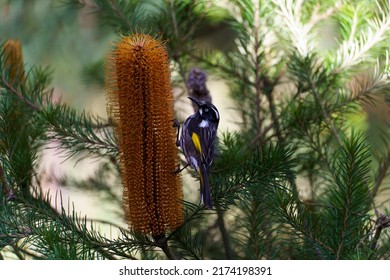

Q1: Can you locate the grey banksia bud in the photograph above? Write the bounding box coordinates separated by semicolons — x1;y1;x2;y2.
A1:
187;68;211;109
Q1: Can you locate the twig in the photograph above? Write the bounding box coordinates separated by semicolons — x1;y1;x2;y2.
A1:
189;53;254;86
250;122;274;147
153;234;178;260
20;196;123;260
264;76;284;143
370;213;390;251
0;165;8;196
249;200;263;259
0;76;40;111
372;150;390;198
266;93;283;142
306;5;339;31
169;0;190;96
13;247;44;260
108;0;132;29
170;0;179;41
253;0;263;138
1;76;117;154
309;78;343;146
216;207;233;259
11;244;25;260
282;205;336;255
310;131;332;170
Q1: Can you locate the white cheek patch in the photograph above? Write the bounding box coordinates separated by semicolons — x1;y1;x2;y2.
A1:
199;120;209;128
199;108;203;115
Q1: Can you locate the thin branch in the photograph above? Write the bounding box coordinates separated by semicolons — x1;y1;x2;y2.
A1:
216;207;233;259
309;78;343;146
249;200;263;259
266;93;283;141
306;4;339;31
170;0;180;40
169;0;190;96
85;218;128;233
46;120;117;152
0;76;40;111
1;75;117;154
77;0;132;30
336;191;351;260
272;0;311;56
333;3;390;72
372;149;390;198
19;196;126;260
370;213;390;251
10;244;25;260
189;53;254;86
107;0;132;30
264;77;284;143
250;122;274;146
253;0;263;137
283;209;336;255
0;165;8;196
305;128;332;171
153;234;178;260
13;247;44;260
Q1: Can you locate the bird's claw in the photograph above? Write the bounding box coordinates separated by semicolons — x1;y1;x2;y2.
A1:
172;119;180;128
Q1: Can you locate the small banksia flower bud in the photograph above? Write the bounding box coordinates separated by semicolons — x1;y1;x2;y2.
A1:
187;68;211;106
3;39;25;84
106;34;183;236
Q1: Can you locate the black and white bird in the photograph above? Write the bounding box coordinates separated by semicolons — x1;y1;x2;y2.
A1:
177;96;220;209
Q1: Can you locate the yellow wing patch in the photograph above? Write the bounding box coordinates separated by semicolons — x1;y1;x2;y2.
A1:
191;132;202;154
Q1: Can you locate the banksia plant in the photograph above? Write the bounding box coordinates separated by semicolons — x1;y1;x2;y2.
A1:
106;34;183;236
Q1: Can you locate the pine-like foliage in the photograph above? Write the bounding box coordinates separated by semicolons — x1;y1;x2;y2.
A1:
0;0;389;260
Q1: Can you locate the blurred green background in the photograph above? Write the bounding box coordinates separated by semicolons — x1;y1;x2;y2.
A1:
0;0;112;108
0;0;121;235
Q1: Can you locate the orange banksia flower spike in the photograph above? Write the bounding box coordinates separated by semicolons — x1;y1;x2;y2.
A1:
106;34;183;236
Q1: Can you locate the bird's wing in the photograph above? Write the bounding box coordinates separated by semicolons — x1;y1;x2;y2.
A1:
188;120;217;166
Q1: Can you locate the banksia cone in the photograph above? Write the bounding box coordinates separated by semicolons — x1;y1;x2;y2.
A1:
187;68;211;103
106;34;183;236
3;39;25;84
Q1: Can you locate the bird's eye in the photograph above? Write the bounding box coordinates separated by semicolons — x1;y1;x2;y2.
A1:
205;108;209;112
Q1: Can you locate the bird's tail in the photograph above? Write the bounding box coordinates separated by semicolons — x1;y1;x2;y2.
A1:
198;163;212;209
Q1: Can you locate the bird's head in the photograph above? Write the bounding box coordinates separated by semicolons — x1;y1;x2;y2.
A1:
188;96;220;123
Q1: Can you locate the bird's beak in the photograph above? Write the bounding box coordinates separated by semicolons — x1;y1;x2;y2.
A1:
188;96;203;107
